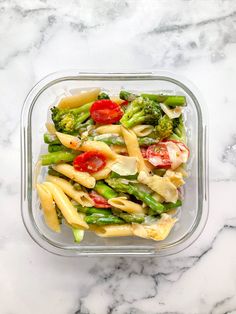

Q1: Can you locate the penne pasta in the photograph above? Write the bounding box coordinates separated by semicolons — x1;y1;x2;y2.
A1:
110;145;128;154
121;126;150;174
95;125;122;135
108;197;146;214
80;140;117;159
56;132;116;159
57;88;100;109
56;132;81;150
37;184;61;233
43;182;88;229
46;175;94;207
131;125;154;137
93;224;133;237
52;164;96;188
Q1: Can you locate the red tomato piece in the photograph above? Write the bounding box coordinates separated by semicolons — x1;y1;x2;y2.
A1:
89;191;111;208
121;100;129;106
90;99;123;124
73;151;106;173
146;143;172;168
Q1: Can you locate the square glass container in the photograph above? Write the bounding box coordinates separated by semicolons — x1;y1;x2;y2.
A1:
21;71;208;256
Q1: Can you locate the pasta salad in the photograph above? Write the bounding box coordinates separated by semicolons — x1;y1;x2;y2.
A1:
37;88;189;243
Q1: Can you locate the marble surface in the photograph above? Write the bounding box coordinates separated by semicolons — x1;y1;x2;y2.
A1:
1;0;236;313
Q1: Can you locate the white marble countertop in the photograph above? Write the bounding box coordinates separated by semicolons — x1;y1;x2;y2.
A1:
1;0;236;313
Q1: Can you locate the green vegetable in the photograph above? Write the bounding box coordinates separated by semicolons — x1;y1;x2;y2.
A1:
85;214;124;225
148;199;182;216
73;183;82;191
119;90;137;102
152;168;167;176
163;199;182;210
51;102;93;134
75;205;112;216
72;227;84;243
92;135;157;147
154;114;173;140
41;151;77;166
106;178;165;214
109;172;138;180
98;92;110;100
48;144;67;153
44;133;60;145
112;209;144;224
77;118;94;135
141;94;186;107
168;115;186;143
94;181;118;199
120;97;162;128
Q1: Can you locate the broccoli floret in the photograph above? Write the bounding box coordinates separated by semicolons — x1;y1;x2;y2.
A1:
168;114;186;143
51;102;93;134
155;114;173;140
98;92;110;100
120;97;162;128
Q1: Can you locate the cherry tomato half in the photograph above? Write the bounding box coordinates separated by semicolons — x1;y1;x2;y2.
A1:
73;151;106;173
89;191;111;208
146;143;172;169
90;99;123;124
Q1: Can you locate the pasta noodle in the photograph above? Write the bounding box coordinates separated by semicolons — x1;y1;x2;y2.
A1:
57;88;100;109
52;164;96;188
94;224;133;237
56;132;81;150
108;197;145;214
46;175;94;207
36;184;61;232
121;126;149;174
110;145;128;154
95;125;122;135
131;125;154;137
43;182;88;229
56;132;116;159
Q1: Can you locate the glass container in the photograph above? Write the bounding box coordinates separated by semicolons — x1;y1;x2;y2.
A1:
21;71;208;256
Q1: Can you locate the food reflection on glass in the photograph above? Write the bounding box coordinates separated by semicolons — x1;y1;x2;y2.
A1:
36;88;190;243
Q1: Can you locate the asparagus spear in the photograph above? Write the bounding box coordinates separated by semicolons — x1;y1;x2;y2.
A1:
75;204;112;216
148;199;182;216
44;133;60;144
48;144;67;153
94;181;118;199
92;135;157;146
112;208;144;224
85;214;124;225
141;94;186;107
72;227;84;243
41;151;77;166
106;178;165;214
119;90;137;102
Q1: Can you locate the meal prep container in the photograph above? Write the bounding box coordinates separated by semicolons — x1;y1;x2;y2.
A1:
21;71;208;256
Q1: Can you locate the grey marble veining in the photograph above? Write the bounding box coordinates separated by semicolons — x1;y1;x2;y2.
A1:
0;1;236;313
